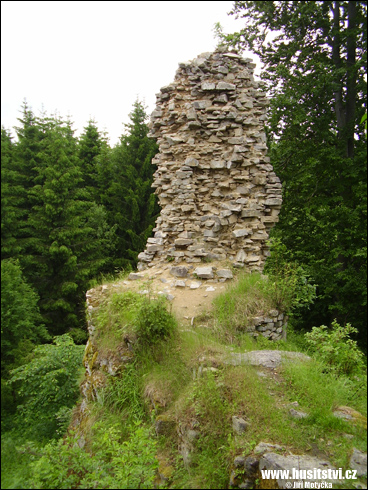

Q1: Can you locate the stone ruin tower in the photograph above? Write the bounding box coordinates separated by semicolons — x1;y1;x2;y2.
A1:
138;48;282;272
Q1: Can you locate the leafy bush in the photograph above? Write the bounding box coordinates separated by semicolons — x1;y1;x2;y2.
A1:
1;259;49;375
8;334;84;439
95;291;177;348
30;422;158;489
90;421;158;489
260;263;316;314
263;239;317;315
135;297;177;345
29;436;95;489
304;320;366;376
1;433;36;489
67;327;88;344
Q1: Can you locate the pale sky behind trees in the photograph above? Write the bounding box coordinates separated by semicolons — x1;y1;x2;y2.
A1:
1;1;256;145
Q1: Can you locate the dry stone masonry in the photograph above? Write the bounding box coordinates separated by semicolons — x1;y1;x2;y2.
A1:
249;309;288;341
138;48;282;272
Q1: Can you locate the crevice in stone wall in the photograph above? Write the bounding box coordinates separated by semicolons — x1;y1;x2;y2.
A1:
138;48;282;272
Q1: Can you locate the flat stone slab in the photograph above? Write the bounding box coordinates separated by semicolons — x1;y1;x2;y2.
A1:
170;266;188;278
194;266;214;279
128;273;144;280
216;269;234;279
223;350;311;369
289;408;309;419
350;448;367;477
254;442;284;454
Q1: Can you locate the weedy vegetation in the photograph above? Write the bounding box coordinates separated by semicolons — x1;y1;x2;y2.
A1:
1;270;366;489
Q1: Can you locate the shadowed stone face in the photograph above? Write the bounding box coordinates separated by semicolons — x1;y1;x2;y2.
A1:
138;49;282;272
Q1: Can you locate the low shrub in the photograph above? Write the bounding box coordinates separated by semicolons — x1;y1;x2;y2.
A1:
29;422;158;489
95;291;176;348
135;296;177;345
263;238;317;316
8;334;84;440
212;267;316;340
304;320;366;376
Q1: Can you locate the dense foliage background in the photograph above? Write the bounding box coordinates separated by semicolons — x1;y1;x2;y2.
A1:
1;99;159;425
220;0;367;347
1;100;158;337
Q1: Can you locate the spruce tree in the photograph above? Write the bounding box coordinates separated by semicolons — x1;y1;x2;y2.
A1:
78;121;118;274
1;102;44;261
1;127;18;259
78;119;103;202
106;101;159;269
12;112;111;335
27;115;101;333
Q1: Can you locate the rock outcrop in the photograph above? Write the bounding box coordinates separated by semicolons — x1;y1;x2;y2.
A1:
138;48;282;272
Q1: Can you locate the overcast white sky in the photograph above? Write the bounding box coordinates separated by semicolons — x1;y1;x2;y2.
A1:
1;1;257;146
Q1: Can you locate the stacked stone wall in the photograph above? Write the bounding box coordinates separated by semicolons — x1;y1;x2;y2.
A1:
138;48;282;273
250;310;288;341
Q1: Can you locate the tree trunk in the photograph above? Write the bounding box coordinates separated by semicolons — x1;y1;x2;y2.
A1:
332;1;345;132
346;0;357;158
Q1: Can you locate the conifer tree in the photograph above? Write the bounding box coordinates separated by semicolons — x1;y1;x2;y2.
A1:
221;1;367;342
106;101;159;269
1;127;18;259
1;102;44;261
2;109;112;335
78;121;118;273
2;101;158;336
23;115;108;334
78;119;103;202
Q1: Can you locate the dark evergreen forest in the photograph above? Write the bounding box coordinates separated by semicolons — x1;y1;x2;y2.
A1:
1;100;159;421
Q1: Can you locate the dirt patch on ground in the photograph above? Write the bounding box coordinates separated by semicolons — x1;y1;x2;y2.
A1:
109;261;234;324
